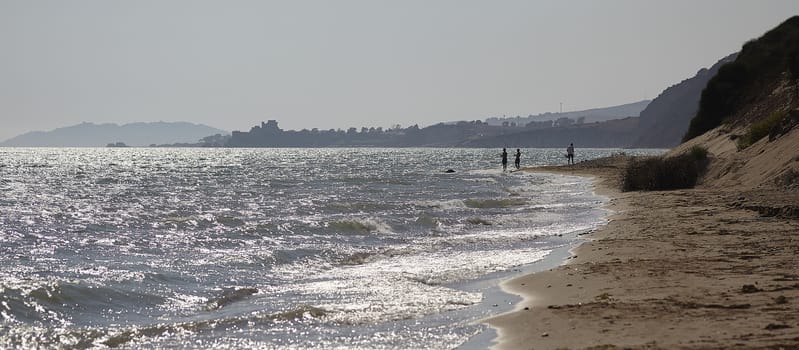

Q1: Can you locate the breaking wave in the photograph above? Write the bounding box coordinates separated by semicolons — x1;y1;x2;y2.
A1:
463;198;527;208
327;218;394;234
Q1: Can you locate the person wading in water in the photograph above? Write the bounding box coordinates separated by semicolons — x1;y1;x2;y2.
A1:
566;143;575;165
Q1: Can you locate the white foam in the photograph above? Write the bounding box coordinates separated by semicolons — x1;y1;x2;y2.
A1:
289;246;551;325
415;199;467;210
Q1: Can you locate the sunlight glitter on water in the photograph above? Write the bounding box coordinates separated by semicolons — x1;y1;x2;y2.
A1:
0;147;665;349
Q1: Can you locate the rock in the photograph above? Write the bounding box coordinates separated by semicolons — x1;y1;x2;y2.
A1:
765;323;791;331
775;295;789;304
741;284;761;293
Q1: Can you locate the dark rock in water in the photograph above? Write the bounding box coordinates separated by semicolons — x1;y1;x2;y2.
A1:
206;287;259;310
341;252;375;265
775;295;789;304
741;284;761;293
444;169;455;173
765;323;791;331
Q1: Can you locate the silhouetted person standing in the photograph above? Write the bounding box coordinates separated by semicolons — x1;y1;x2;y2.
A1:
514;149;521;170
501;148;508;171
566;143;575;165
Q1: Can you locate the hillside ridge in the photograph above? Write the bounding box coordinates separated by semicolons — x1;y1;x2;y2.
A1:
674;17;799;190
1;121;227;147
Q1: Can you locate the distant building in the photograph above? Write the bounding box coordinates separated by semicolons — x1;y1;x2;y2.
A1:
262;120;281;132
230;120;284;146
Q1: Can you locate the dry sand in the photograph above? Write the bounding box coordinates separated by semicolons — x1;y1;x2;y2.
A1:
486;156;799;349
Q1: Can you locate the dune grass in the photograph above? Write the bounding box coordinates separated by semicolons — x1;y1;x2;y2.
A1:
736;110;788;150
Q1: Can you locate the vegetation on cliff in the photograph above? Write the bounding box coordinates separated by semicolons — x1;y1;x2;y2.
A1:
735;110;789;150
684;16;799;141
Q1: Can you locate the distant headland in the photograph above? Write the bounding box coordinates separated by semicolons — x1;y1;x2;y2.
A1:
0;122;227;148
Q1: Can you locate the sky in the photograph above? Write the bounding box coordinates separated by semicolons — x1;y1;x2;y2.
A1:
1;1;798;141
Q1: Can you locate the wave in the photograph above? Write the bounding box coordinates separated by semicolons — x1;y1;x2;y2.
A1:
214;215;246;227
103;305;329;347
0;280;165;325
415;215;441;228
327;220;372;233
339;252;378;266
1;301;329;349
327;218;393;234
338;175;414;186
159;213;246;229
466;217;492;226
324;201;394;213
415;199;466;209
463;198;527;208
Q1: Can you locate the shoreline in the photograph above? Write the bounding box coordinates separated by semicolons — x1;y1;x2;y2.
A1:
486;157;799;349
457;172;610;350
455;227;590;350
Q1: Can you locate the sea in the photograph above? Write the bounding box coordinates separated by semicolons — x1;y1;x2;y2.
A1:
0;147;665;349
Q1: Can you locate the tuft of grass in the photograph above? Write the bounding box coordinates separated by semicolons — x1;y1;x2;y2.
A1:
736;110;788;150
622;147;709;192
777;167;799;188
688;145;709;160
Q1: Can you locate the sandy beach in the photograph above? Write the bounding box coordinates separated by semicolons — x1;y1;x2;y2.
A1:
487;156;799;349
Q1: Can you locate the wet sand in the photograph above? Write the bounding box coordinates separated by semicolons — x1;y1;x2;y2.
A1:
487;156;799;349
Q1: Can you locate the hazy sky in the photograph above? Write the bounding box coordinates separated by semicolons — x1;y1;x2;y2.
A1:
1;1;798;141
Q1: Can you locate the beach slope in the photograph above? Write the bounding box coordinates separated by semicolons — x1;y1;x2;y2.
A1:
487;156;799;349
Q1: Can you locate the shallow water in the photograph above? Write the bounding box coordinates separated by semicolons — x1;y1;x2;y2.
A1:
0;147;665;349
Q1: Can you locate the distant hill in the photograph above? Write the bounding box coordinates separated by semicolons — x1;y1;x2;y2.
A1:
485;100;650;127
228;117;642;148
463;117;640;148
632;53;738;148
0;122;227;147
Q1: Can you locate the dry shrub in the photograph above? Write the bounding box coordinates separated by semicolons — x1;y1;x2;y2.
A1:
622;146;709;192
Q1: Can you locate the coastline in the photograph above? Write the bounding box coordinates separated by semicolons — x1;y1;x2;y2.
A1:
486;157;799;349
457;172;611;350
454;225;591;350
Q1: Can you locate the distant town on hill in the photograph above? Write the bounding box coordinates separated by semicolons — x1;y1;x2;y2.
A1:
226;101;656;148
226;52;736;148
227;115;638;148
